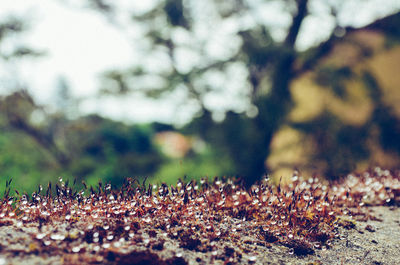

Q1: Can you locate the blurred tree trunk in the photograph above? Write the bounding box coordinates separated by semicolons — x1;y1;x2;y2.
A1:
233;0;309;185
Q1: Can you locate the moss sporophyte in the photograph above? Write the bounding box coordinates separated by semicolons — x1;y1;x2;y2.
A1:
0;167;399;264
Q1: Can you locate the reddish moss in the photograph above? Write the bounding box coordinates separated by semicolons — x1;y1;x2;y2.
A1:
0;167;398;262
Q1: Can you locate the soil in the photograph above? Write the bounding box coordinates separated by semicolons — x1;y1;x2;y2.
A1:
0;206;399;265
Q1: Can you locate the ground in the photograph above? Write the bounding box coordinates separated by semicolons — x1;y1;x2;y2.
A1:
0;170;399;264
0;206;399;265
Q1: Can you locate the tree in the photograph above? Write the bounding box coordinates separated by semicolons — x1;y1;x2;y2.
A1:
85;0;400;185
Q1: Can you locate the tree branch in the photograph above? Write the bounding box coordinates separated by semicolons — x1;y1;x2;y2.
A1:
284;0;309;48
293;32;338;77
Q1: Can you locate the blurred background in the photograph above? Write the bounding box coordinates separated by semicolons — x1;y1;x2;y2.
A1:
1;0;400;193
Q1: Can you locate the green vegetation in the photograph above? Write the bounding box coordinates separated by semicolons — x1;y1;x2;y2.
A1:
0;131;57;194
0;92;232;192
153;147;234;185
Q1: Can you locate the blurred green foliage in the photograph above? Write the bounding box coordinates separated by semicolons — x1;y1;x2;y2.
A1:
64;116;165;185
0;130;57;194
0;89;166;193
0;90;231;193
153;146;234;185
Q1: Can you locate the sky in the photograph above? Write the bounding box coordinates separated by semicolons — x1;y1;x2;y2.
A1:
0;0;399;125
0;0;192;124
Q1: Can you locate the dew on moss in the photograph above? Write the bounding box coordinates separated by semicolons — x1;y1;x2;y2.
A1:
72;246;81;253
